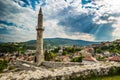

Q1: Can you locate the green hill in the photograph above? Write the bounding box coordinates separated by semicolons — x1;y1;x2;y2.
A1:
25;38;99;49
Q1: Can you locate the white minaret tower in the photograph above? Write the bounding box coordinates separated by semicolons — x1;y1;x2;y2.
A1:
35;7;44;65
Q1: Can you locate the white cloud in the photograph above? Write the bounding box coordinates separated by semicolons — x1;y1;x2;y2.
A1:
40;0;95;41
43;19;95;41
0;23;36;42
89;0;120;40
104;0;120;39
43;19;66;38
112;17;120;39
1;0;120;42
0;0;37;42
2;0;95;42
60;32;95;41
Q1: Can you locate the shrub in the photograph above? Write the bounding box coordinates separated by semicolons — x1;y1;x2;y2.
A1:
109;66;117;75
0;60;8;73
71;56;83;62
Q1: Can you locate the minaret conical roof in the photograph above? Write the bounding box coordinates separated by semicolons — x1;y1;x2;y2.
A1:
39;7;42;14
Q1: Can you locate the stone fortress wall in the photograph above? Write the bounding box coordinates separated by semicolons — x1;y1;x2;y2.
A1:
11;60;120;80
15;59;83;68
41;61;83;68
38;65;120;80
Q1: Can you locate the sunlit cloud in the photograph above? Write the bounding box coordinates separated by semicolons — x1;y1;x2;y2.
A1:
0;0;120;42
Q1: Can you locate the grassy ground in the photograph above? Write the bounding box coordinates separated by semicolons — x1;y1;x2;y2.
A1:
89;75;120;80
73;75;120;80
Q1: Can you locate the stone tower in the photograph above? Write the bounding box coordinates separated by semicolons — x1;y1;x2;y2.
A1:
35;7;44;65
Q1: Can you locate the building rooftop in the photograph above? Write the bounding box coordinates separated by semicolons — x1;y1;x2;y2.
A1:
83;56;97;62
109;56;120;62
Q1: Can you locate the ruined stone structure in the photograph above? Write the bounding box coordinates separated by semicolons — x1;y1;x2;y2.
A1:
35;7;44;65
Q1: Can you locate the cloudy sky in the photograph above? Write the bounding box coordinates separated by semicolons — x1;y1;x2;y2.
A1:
0;0;120;42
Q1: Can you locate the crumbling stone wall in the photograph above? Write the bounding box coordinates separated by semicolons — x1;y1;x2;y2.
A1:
38;66;120;80
41;61;83;68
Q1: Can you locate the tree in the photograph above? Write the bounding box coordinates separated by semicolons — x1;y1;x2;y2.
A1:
95;48;102;53
44;51;56;61
62;51;68;55
0;43;26;54
44;50;49;61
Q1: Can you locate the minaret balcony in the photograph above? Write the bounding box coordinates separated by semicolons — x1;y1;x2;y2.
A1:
36;28;44;31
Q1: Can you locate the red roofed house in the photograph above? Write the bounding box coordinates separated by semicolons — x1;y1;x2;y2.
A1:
109;56;120;62
83;56;98;65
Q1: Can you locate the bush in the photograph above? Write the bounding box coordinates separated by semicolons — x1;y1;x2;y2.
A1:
109;66;117;75
71;56;83;62
9;66;16;70
0;60;8;73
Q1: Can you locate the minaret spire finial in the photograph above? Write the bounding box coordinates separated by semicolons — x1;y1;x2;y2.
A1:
39;7;42;14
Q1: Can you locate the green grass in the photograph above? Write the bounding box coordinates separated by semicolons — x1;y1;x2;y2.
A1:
89;75;120;80
72;75;120;80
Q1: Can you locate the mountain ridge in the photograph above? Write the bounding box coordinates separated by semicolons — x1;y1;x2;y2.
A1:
24;38;100;49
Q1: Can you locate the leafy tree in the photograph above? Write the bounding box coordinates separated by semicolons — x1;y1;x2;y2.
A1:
0;43;26;54
44;50;49;61
62;51;68;55
51;47;59;53
96;48;102;53
94;41;120;54
49;52;56;60
44;51;56;61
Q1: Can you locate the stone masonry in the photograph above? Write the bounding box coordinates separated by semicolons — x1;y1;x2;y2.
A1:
35;7;44;65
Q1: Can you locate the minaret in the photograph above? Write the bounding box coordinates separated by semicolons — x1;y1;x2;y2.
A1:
35;7;44;65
